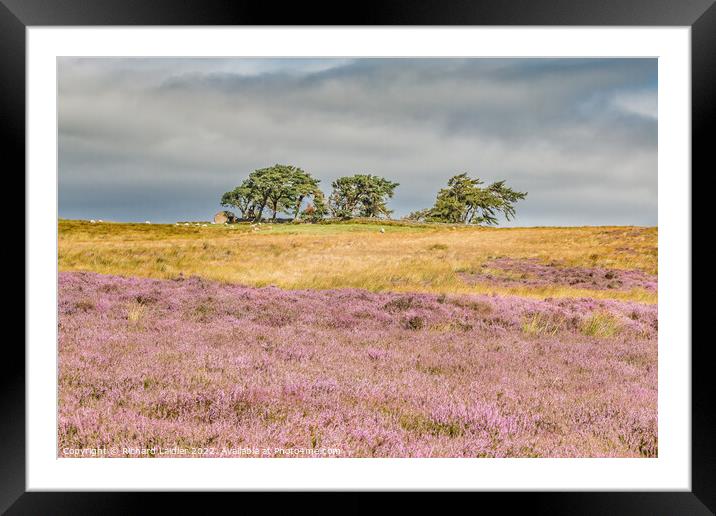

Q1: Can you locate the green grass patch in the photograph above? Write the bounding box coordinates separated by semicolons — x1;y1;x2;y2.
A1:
580;312;621;338
522;313;564;336
399;413;464;438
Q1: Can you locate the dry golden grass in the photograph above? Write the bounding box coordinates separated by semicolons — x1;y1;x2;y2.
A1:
58;219;657;303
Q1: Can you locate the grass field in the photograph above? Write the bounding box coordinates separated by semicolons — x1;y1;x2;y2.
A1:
59;220;657;303
58;219;658;458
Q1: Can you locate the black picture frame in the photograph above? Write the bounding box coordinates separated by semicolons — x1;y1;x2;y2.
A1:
5;0;711;513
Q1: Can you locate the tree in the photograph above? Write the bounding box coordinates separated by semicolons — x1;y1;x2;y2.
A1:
328;176;361;219
288;167;321;221
423;173;526;225
301;189;328;222
328;174;399;219
251;165;297;221
483;180;527;224
220;181;255;219
428;173;481;224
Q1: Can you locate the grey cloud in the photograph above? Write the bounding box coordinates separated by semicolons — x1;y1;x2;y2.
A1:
58;57;657;225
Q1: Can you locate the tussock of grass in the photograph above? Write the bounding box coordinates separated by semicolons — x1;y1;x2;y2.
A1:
580;313;621;338
522;313;564;336
398;412;464;438
126;300;146;324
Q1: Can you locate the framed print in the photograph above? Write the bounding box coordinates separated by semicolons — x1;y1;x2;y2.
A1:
5;0;712;512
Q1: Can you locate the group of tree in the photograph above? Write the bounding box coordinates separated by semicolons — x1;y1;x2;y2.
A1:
406;173;527;225
221;165;526;225
221;165;399;223
220;164;327;223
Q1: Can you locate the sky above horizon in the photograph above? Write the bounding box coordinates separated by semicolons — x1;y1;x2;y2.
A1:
58;57;657;226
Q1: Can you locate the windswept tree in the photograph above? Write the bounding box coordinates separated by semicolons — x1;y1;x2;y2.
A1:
328;174;399;219
482;180;527;224
250;165;294;221
288;167;322;221
428;173;483;224
220;181;256;219
413;173;526;225
221;164;325;222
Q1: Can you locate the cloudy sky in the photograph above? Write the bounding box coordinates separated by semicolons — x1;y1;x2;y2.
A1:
58;57;657;226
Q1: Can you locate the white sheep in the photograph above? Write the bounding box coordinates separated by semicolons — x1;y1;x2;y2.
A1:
145;221;151;224
90;219;96;223
98;219;103;223
379;227;385;233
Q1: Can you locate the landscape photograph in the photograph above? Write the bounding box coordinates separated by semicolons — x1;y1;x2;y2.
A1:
58;57;657;458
